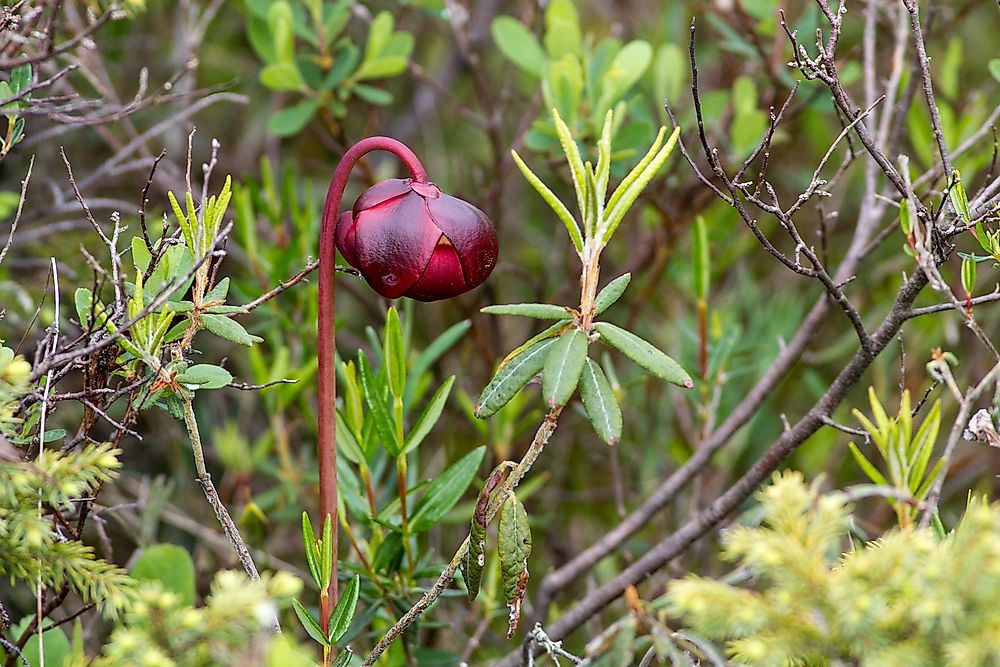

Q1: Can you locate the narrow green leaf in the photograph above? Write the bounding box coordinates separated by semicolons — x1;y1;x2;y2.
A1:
498;493;531;638
327;575;360;643
292;599;329;646
579;358;623;446
594;322;692;388
358;351;400;455
336;410;365;464
948;170;972;223
321;513;333;589
384;307;406;398
551;108;588;219
476;339;557;418
301;512;322;588
594;274;631;314
511;149;584;253
910;400;942;487
542;328;588;407
410;446;487;532
962;256;977;295
403;376;455;454
848;442;889;487
602;127;680;242
481;303;574;319
693;216;710;302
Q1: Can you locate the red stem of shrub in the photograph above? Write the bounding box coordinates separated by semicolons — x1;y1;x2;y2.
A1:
318;137;427;613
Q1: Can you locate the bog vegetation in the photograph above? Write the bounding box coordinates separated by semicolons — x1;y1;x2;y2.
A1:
1;1;999;666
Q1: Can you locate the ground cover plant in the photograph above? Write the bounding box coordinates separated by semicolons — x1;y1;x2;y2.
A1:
1;0;1000;665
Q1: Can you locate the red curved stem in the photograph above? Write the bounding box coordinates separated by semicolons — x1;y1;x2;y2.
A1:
318;137;427;613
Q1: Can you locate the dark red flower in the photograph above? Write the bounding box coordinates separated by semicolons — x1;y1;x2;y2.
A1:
335;178;499;301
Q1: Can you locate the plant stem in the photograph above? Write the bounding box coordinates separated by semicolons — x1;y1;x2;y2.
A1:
181;393;278;635
319;137;428;610
361;406;563;666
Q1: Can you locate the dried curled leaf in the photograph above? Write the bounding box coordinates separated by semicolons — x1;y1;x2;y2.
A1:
498;492;531;637
462;465;508;601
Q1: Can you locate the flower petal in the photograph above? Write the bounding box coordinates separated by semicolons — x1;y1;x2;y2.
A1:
352;178;412;216
334;211;359;267
425;194;498;289
406;241;468;302
354;191;439;299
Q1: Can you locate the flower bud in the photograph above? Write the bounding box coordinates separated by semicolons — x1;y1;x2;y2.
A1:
335;178;498;301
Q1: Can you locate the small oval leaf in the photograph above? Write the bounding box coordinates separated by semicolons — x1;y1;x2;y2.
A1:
541;328;587;408
594;322;692;388
579;358;623;445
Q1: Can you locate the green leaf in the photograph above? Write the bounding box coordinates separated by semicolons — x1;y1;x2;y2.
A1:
594;274;631;314
596;40;652;114
358;351;400;455
949;170;972;224
403;376;454;454
476;338;557;418
491;16;547;77
268;99;321;137
543;0;582;59
990;59;1000;83
603;127;679;242
301;512;322;588
175;363;233;389
510;149;584;253
594;322;692;388
201;314;262;346
579;358;623;445
292;598;329;646
481;303;573;319
693;216;710;302
267;1;296;62
410;446;487;532
352;84;393;106
336;409;365;464
75;287;94;327
355;56;408;80
498;493;531;637
131;236;152;273
544;56;584;127
321;513;333;588
260;62;305;91
552;108;588;217
910;400;942;487
384;307;406;398
962;256;976;295
364;11;394;62
130;544;196;606
331;648;355;667
327;575;360;643
848;442;889;488
20;623;71;667
542;328;587;408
